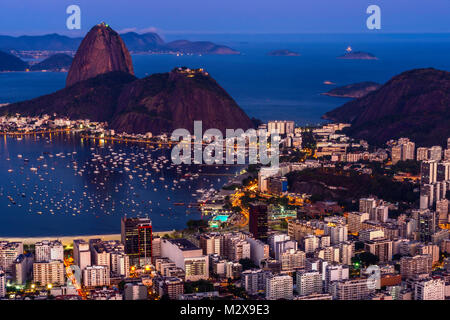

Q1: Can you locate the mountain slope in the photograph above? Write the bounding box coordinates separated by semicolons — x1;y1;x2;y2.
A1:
111;68;253;134
0;50;28;71
30;53;73;71
323;68;450;147
1;72;137;121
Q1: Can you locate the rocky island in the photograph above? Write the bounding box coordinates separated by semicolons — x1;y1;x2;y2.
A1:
267;49;300;56
322;81;381;98
337;46;378;60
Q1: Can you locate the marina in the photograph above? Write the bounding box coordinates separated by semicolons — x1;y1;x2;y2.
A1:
0;132;243;237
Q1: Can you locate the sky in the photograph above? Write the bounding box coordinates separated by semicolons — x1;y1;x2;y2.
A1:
0;0;449;36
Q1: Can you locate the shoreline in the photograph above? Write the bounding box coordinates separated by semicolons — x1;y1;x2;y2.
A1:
0;230;177;246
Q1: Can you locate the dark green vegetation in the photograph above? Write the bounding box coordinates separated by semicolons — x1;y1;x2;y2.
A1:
323;68;450;147
184;280;215;294
391;160;421;175
239;258;258;271
287;167;417;204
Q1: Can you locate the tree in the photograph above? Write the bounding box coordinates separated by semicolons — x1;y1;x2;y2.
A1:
239;258;257;271
353;252;379;268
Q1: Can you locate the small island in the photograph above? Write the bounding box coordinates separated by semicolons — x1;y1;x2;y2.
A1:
322;81;381;98
268;49;300;56
337;46;378;60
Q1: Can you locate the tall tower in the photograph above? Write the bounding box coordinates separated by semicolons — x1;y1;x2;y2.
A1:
121;217;152;267
249;203;268;242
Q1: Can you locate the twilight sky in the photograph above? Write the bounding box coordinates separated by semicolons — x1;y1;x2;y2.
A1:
0;0;448;36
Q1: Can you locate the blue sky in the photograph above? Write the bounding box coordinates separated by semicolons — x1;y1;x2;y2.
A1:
0;0;448;36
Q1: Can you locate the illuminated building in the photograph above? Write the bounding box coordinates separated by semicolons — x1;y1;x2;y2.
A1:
121;217;153;267
33;260;65;287
160;238;209;281
265;274;293;300
296;271;322;296
249;203;268;242
73;239;91;271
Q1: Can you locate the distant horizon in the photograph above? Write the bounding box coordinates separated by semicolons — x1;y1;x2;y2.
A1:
1;1;449;36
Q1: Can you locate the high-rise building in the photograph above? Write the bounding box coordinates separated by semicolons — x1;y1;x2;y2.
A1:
400;255;433;279
444;149;450;161
339;242;354;266
124;283;148;300
429;146;442;161
154;276;184;300
421;161;438;184
246;237;270;267
281;249;305;273
420;184;434;208
417;147;429;161
160;238;209;281
35;240;64;263
418;210;438;242
359;198;376;215
436;199;449;224
249;203;268;242
304;235;320;254
73;240;91;271
13;253;33;285
324;264;349;292
241;269;272;295
391;139;415;164
0;270;5;298
33;260;65;287
266;274;293;300
121;217;153;267
347;212;370;234
437;162;450;181
330;278;376;300
364;238;393;263
83;265;110;287
414;278;445;300
0;241;23;273
258;167;280;193
325;223;348;245
296;271;322;296
268;120;295;136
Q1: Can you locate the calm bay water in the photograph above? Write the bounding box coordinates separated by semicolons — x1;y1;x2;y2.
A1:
0;34;449;236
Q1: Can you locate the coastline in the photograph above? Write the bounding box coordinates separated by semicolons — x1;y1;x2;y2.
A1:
0;230;177;246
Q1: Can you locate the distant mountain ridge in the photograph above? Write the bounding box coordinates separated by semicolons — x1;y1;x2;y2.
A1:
323;68;450;147
0;31;239;55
